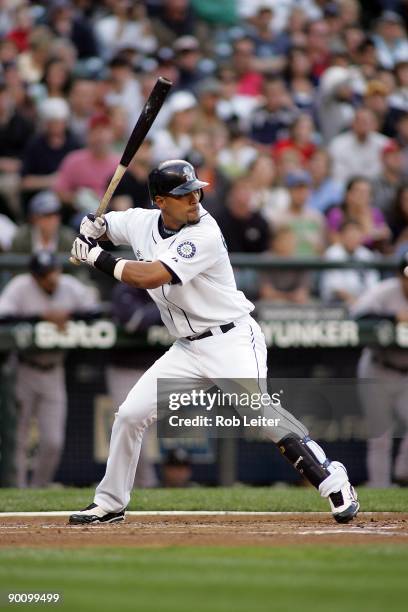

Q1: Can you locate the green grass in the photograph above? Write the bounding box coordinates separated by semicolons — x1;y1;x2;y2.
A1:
0;546;407;612
0;486;407;513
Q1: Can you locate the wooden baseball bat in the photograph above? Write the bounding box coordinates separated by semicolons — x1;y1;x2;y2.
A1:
70;76;173;264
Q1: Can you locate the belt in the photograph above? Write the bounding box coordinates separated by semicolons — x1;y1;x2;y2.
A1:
186;322;235;341
19;357;59;371
372;356;408;374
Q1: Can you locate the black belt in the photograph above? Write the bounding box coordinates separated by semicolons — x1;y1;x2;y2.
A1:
186;322;235;341
19;357;59;371
373;356;408;374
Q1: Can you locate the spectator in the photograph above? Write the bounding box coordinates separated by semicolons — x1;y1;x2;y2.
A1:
6;3;33;53
95;0;157;61
217;122;258;179
11;190;75;254
305;18;332;81
258;226;312;305
67;78;97;145
320;220;379;305
54;113;120;226
151;91;197;164
150;0;197;48
0;250;99;488
284;46;315;114
372;10;408;70
247;5;288;73
173;35;205;92
0;80;34;216
316;66;356;144
389;183;408;249
193;78;225;137
372;140;405;221
307;148;344;214
273;113;318;163
232;36;263;98
351;257;408;487
329;107;390;184
249;76;299;146
162;448;192;488
268;170;326;257
216;65;259;127
326;176;391;250
104;55;143;136
247;154;290;222
17;25;54;85
47;0;98;60
216;178;270;253
109;140;153;211
21;97;80;214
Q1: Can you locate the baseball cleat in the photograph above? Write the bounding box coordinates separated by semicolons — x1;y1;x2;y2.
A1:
329;483;360;524
69;503;125;525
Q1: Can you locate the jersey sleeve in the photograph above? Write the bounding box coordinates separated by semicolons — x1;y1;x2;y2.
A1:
104;208;144;247
157;228;222;285
0;278;23;316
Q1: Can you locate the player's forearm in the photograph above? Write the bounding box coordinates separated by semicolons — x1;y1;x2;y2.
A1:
120;261;171;289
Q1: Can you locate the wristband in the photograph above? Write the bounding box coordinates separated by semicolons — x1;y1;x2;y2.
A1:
113;259;128;281
94;250;121;277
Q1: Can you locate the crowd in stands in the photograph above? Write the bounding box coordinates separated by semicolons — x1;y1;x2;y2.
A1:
1;0;408;309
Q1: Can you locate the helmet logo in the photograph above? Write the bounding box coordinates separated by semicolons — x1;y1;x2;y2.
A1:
177;240;196;259
183;165;195;182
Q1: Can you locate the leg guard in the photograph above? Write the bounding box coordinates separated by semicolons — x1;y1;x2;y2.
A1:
277;434;331;489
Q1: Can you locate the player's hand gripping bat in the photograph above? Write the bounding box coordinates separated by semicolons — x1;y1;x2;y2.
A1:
69;76;172;265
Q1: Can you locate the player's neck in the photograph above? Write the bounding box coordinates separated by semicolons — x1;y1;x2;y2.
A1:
159;215;184;238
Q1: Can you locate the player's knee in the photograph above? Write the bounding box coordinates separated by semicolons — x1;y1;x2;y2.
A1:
116;402;151;432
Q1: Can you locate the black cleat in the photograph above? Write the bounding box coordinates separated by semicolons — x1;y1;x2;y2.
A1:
69;503;125;525
329;484;360;524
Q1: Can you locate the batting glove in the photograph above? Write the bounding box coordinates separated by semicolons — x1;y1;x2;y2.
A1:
71;234;103;267
79;214;107;239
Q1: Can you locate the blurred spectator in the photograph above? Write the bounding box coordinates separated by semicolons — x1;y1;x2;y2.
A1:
151;90;197;164
372;140;405;220
258;226;312;305
46;0;98;60
307;148;344;213
320;220;379;305
247;5;288;73
17;25;54;85
329;107;390;183
284;46;315;114
186;133;230;218
216;65;259;127
104;55;143;135
11;190;75;254
247;154;290;222
29;57;72;107
232;36;263;98
67;78;97;145
326;176;391;250
217;122;258;179
372;10;408;70
109;140;153;211
0;80;34;216
216;178;270;253
268;170;326;256
0;250;99;487
161;448;192;487
95;0;157;61
273;113;317;163
305;18;332;80
352;258;408;487
6;3;33;53
317;66;356;143
249;76;299;146
54;113;120;225
173;35;205;91
363;79;391;134
21;96;80;214
194;78;225;137
395;111;408;172
150;0;197;48
0;207;16;251
106;282;161;488
389;183;408;250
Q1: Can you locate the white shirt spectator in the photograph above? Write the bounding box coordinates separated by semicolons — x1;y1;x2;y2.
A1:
320;243;379;303
0;214;17;251
96;15;157;60
329;131;389;184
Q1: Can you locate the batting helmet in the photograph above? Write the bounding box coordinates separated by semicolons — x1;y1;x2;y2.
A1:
148;160;208;202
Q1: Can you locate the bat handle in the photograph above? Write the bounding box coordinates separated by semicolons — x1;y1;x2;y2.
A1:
69;256;81;266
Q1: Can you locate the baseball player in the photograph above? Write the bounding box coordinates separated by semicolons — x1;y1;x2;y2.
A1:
69;160;359;525
0;251;99;487
351;257;408;487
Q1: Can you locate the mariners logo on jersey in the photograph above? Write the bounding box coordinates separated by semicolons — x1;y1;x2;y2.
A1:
177;240;196;259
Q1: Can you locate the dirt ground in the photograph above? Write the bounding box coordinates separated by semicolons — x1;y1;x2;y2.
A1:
1;513;408;548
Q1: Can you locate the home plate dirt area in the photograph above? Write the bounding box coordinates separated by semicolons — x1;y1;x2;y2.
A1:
1;513;408;548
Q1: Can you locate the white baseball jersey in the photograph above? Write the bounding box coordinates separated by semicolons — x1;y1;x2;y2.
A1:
105;206;254;338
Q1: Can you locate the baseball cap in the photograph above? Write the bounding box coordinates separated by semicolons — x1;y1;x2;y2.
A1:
40;97;70;122
167;91;197;116
29;251;60;277
195;78;221;97
378;10;404;24
285;170;312;188
173;36;200;53
28;191;61;216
